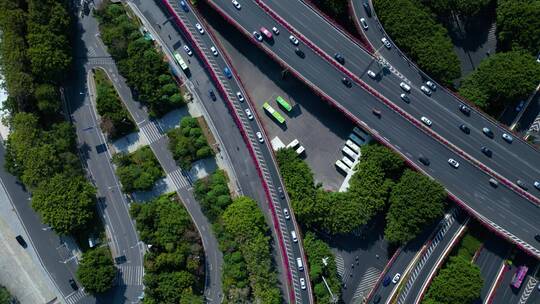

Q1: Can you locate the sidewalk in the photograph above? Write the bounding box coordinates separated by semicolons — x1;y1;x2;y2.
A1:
0;180;57;304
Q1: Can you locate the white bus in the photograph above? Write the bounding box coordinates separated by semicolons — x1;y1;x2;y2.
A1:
287;139;300;149
342;146;359;160
335;160;350;174
295;145;305;155
345;139;360;153
341;156;354;168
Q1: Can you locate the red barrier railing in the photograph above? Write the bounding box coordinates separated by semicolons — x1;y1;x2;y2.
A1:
204;0;540;259
159;1;303;302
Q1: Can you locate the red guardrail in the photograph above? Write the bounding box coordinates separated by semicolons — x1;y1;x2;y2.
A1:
204;0;540;259
159;1;297;302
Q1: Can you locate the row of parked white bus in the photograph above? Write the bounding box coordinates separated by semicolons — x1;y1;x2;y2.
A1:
335;127;370;174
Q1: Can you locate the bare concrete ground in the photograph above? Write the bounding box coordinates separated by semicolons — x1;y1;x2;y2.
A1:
203;7;354;191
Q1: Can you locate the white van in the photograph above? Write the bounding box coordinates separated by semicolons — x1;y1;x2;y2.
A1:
291;230;298;243
296;257;304;271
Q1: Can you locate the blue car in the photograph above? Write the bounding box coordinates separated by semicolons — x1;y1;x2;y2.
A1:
223;67;232;79
382;275;391;287
179;1;189;12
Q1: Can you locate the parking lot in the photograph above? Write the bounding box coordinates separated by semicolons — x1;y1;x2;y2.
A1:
204;7;356;190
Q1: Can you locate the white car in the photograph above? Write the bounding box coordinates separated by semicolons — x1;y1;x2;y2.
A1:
256;131;264;143
210;46;218;56
236;91;245;102
367;70;376;78
534;181;540;190
289;35;299;45
360;18;368;30
245;108;253;120
381;37;391;49
420;85;432;96
392;273;401;284
502;133;513;143
183;45;193;56
253;31;263;42
195;23;204;34
421;116;432;126
426;81;436;91
448;158;459;168
400;82;411;92
272;26;279;35
299;278;306;290
232;0;241;9
283;208;290;219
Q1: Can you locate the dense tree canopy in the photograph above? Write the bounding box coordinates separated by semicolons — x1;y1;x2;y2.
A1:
421;0;491;17
303;232;341;303
113;146;163;193
32;174;96;235
385;170;446;244
373;0;461;85
168;117;213;169
94;69;136;140
77;247;116;294
0;285;14;304
95;2;183;117
221;196;281;304
130;194;204;303
277;143;403;234
497;0;540;55
193;170;232;221
459;51;540;114
423;256;483;304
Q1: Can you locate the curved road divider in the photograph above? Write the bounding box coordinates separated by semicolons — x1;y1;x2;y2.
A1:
204;0;540;259
160;1;314;302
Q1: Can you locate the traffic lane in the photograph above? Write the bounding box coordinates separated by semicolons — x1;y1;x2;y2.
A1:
351;1;540;182
176;6;309;301
402;217;466;303
263;0;540;192
475;237;509;301
210;0;540;252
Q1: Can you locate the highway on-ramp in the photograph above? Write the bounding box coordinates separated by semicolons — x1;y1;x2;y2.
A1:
204;0;540;257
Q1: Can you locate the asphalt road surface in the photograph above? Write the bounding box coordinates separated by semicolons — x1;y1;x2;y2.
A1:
158;0;314;302
205;0;540;258
474;234;510;303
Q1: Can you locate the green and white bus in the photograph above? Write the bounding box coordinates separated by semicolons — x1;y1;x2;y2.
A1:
263;102;285;124
276;96;292;112
173;51;189;71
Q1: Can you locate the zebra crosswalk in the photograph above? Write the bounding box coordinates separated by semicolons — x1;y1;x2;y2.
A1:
65;289;87;304
168;168;191;190
519;277;538;304
352;267;381;302
140;121;163;144
117;265;144;286
335;254;345;279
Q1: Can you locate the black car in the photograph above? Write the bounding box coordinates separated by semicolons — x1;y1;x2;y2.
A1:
459;124;470;134
535;234;540;242
277;186;285;199
209;89;216;101
342;77;352;87
69;279;79;290
418;155;430;166
482;127;494;138
363;1;372;17
15;235;27;248
334;53;345;64
459;104;471;116
517;180;528;190
481;146;492;157
295;47;305;58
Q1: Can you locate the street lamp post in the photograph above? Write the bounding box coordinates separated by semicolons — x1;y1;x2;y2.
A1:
322;257;339;303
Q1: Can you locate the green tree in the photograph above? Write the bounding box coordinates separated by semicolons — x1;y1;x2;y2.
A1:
459;50;540;114
0;285;15;304
373;0;461;85
424;256;483;304
303;232;341;303
32;174;96;235
385;170;446;244
168;117;213;169
113;146;163;193
77;247;116;294
193;170;232;221
497;0;540;55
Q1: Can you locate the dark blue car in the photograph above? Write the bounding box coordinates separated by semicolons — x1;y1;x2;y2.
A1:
179;1;189;12
382;275;391;287
223;67;232;79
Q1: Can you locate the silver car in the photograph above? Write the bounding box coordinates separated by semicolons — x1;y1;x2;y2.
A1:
195;23;204;35
420;85;432;95
381;37;391;49
289;35;299;45
245;108;253;120
448;158;459;168
256;131;264;143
